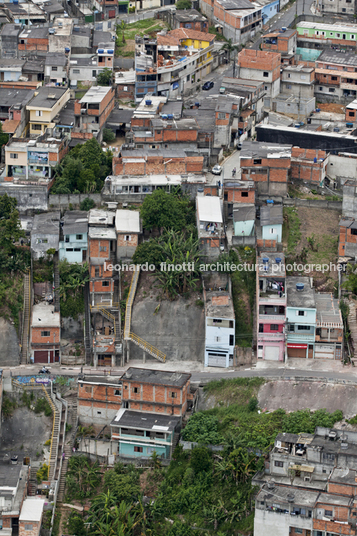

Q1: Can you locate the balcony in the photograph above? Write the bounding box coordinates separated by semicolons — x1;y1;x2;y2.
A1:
28;157;48;165
258;314;285;322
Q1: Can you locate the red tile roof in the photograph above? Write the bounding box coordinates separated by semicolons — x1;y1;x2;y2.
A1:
157;34;181;46
169;28;216;43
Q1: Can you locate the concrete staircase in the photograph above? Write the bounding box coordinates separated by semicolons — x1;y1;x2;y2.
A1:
28;465;38;496
53;253;60;313
21;270;31;365
347;299;357;363
124;267;166;363
84;281;92;364
41;385;61;481
57;401;78;502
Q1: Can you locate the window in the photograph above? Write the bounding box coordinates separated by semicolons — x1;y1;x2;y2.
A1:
134;446;143;453
349;111;355;116
95;267;100;277
229;334;234;345
298;325;310;330
351;228;357;235
253;159;261;165
241;191;248;197
329;88;335;93
100;246;107;252
319;86;323;91
85;386;91;393
170;392;177;398
294;530;303;535
102;281;109;287
263;71;269;77
133;387;139;394
337;33;341;38
218;112;226;119
331;76;337;81
287;73;291;78
264;86;268;90
342;7;346;10
187;75;190;82
97;411;101;414
24;525;33;531
66;248;73;252
287;324;294;332
35;110;43;117
10;153;18;159
286;84;292;89
114;389;121;396
274;461;283;467
92;70;96;77
52;66;58;71
41;331;50;337
76;234;83;240
270;228;276;234
297;310;306;316
74;248;80;252
324;510;333;517
73;69;80;74
32;124;42;130
270;324;278;331
124;235;131;241
65;236;69;243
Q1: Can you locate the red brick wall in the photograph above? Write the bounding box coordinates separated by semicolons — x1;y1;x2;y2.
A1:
18;38;48;53
99;88;115;128
89;238;111;260
238;49;281;81
225;188;255;203
112;155;204;175
117;234;138;247
346;109;357;121
116;83;135;99
31;326;60;344
121;378;190;416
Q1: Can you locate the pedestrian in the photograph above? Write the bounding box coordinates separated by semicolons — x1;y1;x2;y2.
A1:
62;452;65;460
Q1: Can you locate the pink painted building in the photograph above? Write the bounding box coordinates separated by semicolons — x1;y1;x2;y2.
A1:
257;252;286;361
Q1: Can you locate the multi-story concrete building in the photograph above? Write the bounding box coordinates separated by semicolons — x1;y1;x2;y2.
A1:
31;211;60;260
286;276;316;360
237;49;281;108
115;209;141;261
262;28;297;61
321;0;356;16
257;253;286;362
0;24;22;59
297;21;357;50
59;211;88;264
200;0;262;44
44;53;69;86
30;302;60;363
0;460;30;535
73;86;115;142
315;293;343;360
203;273;235;368
26;86;70;137
339;215;357;257
291;147;328;187
315;49;357;102
18;26;49;57
240;141;292;196
159;9;209;33
260;203;283;244
196;195;225;259
280;65;315;99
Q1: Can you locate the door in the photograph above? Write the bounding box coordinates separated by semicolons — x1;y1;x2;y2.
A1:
108;9;115;18
34;350;51;363
207;352;227;367
288;347;306;358
264;346;280;361
315;344;334;359
343;34;346;39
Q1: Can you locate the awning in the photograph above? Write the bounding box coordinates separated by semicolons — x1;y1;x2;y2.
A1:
291;464;314;473
287;344;308;349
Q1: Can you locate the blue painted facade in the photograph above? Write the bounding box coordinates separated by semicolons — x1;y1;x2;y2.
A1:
262;223;282;243
114;429;174;459
261;0;280;23
234;219;255;237
59;232;88;263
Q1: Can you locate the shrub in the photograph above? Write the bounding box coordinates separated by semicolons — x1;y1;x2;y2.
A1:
103;128;116;143
79;198;96;211
36;463;49;483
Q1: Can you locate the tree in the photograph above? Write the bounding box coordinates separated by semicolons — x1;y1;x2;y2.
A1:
222;38;240;76
190;446;212;474
0;122;9;153
344;263;357;295
103;128;116;143
118;20;127;44
80;198;96;211
140;189;195;233
97;67;113;86
181;412;223;444
176;0;192;8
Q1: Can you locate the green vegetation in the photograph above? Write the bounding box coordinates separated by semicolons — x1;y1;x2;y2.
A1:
33;257;53;283
51;138;112;194
176;0;192;8
36;463;49;483
182;413;223;444
20;390;34;409
102;128;116;143
307;234;338;265
209;26;227;41
65;456;101;501
2;394;17;418
0;122;9;152
0;195;28;328
79;197;96;211
115;18;167;57
96;68;113;86
284;207;301;255
58;260;89;319
140;188;195;233
34;397;52;417
221;38;240;61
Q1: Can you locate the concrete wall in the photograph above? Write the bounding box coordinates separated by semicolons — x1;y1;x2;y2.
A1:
61;315;84;340
49;193;101;209
0;318;20;366
130;295;205;362
0;185;48;212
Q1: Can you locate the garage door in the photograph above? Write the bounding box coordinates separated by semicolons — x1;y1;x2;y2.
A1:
287;344;307;358
265;346;280;361
315;344;334;359
207;352;227;367
108;9;116;18
34;350;51;363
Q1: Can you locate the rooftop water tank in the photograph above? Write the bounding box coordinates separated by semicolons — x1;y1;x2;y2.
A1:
65;47;70;53
145;100;152;106
107;49;114;54
347;122;354;128
267;199;274;204
316;108;321;112
334;127;340;132
167;114;174;120
262;257;269;264
275;257;282;264
296;283;304;292
97;49;104;54
314;157;317;163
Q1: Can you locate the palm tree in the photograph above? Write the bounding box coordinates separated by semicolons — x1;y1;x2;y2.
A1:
118;20;127;44
222;38;240;77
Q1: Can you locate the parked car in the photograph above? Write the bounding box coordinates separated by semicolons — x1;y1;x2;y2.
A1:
212;165;222;175
202;81;214;91
219;86;225;94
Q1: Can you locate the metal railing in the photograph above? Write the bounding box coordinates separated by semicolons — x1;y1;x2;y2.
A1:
129;332;166;362
124;266;140;340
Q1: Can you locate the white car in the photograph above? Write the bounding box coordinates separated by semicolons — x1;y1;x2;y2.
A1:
212;165;222;175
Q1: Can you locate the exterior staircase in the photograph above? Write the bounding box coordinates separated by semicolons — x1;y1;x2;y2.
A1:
347;299;357;363
42;385;61;481
124;267;166;362
57;400;78;502
21;270;31;365
28;465;38;496
84;281;92;364
53;252;60;313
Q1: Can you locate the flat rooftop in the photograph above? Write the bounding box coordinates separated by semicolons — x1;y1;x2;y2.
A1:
233;203;255;222
88;227;116;240
80;86;112;104
122;367;191;387
286;276;316;309
27;87;68;109
197;195;223;223
32;211;60;234
115;209;140;234
0;461;22;489
0;88;34;109
297;21;357;33
19;498;45;522
79;375;122;386
260;204;283;226
205;290;235;319
109;174;206;186
257;483;319;507
111;408;180;431
240;140;292;159
32;302;60;328
315;293;343;327
318;49;357;67
62;210;88;235
88;209;115;226
258;252;286;277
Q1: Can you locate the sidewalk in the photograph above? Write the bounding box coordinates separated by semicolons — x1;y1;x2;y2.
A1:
254;358;353;374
